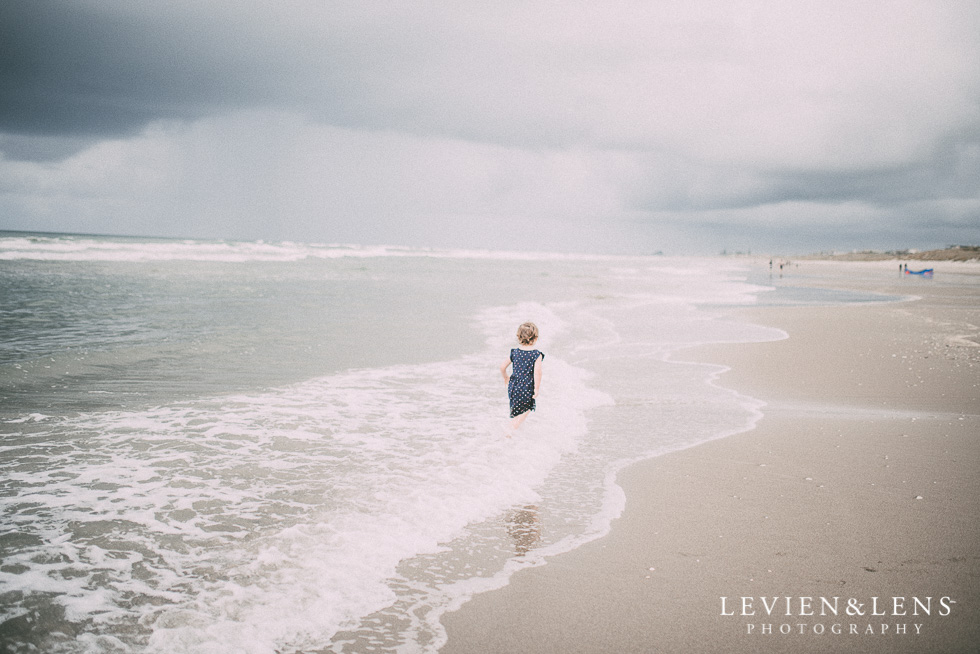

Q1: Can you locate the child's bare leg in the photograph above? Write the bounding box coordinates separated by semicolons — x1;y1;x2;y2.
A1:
511;412;529;430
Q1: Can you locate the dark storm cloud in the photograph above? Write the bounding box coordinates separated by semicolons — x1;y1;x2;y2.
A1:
0;133;98;162
2;2;189;136
0;1;522;156
764;138;980;210
0;1;281;139
0;0;978;253
5;1;979;159
0;2;505;139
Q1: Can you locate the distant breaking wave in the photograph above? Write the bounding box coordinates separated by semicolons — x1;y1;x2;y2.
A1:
0;233;603;263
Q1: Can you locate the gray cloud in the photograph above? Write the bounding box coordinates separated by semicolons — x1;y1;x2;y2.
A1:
1;0;978;253
1;1;274;139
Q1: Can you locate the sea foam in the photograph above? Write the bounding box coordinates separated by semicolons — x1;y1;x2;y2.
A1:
2;300;611;653
1;244;795;653
0;234;600;263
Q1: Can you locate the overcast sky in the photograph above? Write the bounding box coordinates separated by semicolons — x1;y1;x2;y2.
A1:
1;0;978;255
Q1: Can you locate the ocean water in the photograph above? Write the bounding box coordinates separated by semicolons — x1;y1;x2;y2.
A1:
0;234;881;653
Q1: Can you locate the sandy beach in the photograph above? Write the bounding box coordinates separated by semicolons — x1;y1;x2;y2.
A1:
441;261;980;653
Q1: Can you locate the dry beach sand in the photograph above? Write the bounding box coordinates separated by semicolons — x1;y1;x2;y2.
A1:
441;260;980;654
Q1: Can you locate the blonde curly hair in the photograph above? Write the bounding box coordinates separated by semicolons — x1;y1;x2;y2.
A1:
516;322;539;346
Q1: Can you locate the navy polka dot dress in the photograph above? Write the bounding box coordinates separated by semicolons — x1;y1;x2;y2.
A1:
508;348;544;418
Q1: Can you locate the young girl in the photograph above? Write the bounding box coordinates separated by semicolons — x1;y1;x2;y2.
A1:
499;322;544;433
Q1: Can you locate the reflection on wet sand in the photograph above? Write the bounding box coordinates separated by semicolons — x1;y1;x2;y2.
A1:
507;505;541;556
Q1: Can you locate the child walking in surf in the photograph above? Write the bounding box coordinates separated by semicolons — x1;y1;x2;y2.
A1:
500;322;544;434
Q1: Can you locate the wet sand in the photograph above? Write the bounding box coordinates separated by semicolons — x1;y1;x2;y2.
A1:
440;261;980;653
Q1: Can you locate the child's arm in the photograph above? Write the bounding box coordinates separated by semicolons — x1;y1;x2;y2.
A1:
532;354;543;397
500;359;511;383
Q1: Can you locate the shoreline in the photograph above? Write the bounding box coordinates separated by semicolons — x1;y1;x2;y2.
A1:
439;261;980;653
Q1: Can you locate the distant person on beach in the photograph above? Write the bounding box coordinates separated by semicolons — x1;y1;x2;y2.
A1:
500;322;544;434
